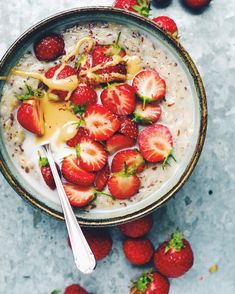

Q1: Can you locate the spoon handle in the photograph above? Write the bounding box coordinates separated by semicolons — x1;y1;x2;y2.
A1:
41;143;96;274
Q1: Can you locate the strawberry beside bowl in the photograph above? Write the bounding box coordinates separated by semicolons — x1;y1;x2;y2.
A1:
0;7;207;226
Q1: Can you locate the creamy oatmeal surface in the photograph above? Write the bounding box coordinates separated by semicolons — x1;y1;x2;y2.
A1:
0;22;194;211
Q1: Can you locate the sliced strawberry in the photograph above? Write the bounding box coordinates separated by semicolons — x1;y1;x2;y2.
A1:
153;16;178;38
45;65;77;101
111;149;145;174
63;183;95;207
101;83;136;116
61;155;95;186
70;84;97;107
106;134;135;154
119;116;138;140
77;136;108;172
84;104;120;141
34;33;65;61
66;127;87;148
133;101;162;124
17;98;44;136
132;70;166;104
138;124;174;163
94;164;110;191
108;173;141;199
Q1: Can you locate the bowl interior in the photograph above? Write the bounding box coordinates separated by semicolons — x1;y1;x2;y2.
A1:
0;8;206;226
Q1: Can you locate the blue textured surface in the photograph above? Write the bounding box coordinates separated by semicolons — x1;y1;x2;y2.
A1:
0;1;235;293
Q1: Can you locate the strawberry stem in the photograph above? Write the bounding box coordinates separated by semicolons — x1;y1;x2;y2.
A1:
162;148;176;169
95;190;114;199
38;151;49;167
17;82;44;101
165;229;185;253
75;144;81;157
116;32;121;46
76;53;86;69
132;270;154;292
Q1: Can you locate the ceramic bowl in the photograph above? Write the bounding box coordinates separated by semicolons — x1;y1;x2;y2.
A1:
0;7;207;226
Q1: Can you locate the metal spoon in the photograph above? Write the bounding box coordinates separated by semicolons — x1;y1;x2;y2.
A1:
41;142;96;274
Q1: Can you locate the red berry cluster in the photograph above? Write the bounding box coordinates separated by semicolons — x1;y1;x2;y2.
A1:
63;216;194;294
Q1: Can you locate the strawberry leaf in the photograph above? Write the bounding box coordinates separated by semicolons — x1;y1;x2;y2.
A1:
50;290;61;294
39;156;49;168
72;103;87;115
16;83;44;101
165;230;185;253
76;53;86;69
132;0;150;17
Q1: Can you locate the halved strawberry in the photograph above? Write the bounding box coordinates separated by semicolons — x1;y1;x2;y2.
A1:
34;33;65;61
45;64;76;79
133;101;162;124
101;83;136;116
61;155;95;186
92;43;126;67
108;173;141;199
77;136;108;172
92;45;112;67
132;70;166;105
138;124;174;163
119;116;138;140
70;84;97;107
17;98;44;136
106;134;135;154
84;104;120;141
153;16;178;38
45;64;77;101
63;183;95;207
86;37;127;85
66;127;87;148
94;164;110;191
111;149;145;174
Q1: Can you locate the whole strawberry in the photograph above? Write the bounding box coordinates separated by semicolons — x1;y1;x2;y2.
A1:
154;230;194;278
123;238;154;265
113;0;150;17
152;0;172;8
131;271;170;294
68;229;112;261
34;33;65;61
64;283;89;294
39;156;60;190
153;16;178;38
119;116;138;140
83;229;113;261
184;0;211;10
70;84;98;108
118;214;153;238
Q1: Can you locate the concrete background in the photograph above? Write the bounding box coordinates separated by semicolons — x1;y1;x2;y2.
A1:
0;0;235;293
